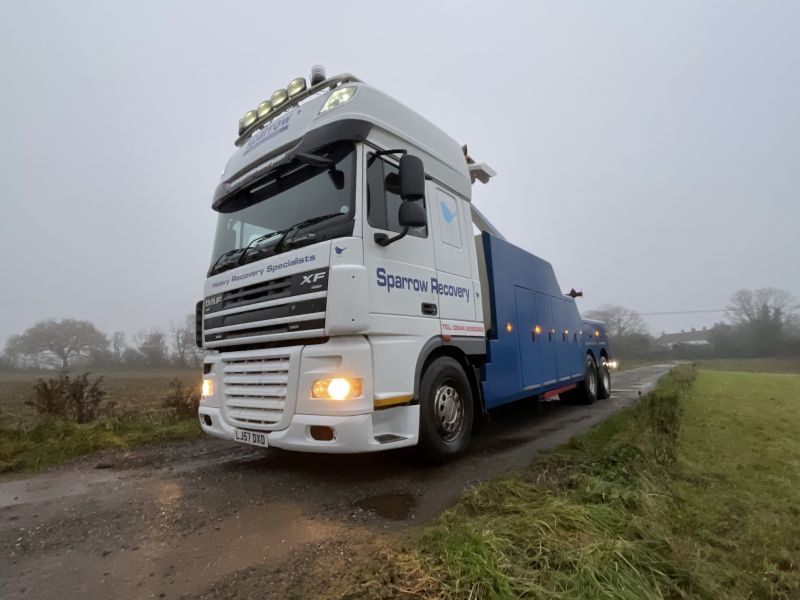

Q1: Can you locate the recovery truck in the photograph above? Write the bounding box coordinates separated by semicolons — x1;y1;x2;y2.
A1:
196;66;611;461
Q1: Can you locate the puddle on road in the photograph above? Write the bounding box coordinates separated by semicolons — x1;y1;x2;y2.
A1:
355;493;416;520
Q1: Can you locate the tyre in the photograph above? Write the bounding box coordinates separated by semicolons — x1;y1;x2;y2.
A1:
598;357;611;400
417;356;474;462
564;354;599;405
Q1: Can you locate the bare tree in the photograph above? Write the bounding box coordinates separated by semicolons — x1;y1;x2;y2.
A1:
110;331;126;365
169;316;201;367
584;304;648;337
134;329;168;367
4;319;108;369
726;288;797;326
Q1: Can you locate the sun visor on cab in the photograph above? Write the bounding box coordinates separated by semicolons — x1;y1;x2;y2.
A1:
212;119;372;213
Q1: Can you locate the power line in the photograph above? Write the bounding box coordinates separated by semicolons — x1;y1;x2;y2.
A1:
637;309;726;316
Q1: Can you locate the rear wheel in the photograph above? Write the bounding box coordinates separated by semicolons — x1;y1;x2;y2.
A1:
417;357;474;462
598;357;611;400
565;354;598;405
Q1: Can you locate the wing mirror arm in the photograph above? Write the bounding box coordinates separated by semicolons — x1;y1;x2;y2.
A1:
374;228;409;247
373;154;427;248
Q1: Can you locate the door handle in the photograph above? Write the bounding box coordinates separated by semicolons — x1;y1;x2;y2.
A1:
421;302;438;316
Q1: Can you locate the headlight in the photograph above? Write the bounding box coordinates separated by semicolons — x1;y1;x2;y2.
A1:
201;379;214;397
319;86;356;114
311;377;363;400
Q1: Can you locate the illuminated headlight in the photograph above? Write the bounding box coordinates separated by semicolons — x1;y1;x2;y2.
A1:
319;86;356;114
608;360;619;370
201;379;214;397
271;88;288;107
311;377;363;400
287;77;307;97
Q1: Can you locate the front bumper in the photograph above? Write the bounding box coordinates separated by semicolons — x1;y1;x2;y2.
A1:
199;336;419;453
199;405;419;453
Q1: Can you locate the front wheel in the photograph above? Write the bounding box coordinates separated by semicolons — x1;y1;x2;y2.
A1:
417;357;474;463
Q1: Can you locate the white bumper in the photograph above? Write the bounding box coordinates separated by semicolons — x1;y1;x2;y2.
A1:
199;404;419;453
198;336;419;453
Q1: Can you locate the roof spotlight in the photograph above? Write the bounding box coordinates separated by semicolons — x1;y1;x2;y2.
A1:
256;100;272;119
271;88;288;107
241;109;258;129
287;77;307;97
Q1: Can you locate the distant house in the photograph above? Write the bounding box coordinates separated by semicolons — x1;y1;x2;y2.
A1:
656;327;711;349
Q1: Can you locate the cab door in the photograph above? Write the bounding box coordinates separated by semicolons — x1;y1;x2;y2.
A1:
362;149;437;320
429;186;476;322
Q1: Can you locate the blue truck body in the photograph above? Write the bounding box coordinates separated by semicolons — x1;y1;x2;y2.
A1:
480;232;609;409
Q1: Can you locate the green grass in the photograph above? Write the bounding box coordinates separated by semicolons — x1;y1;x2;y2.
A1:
696;357;800;374
0;414;201;473
355;365;800;599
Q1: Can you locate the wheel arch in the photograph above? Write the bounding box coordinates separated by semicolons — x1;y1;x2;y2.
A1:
414;337;487;427
586;348;598;364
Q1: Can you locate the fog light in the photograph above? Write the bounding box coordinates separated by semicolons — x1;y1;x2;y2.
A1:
311;377;362;400
309;425;335;441
201;379;214;397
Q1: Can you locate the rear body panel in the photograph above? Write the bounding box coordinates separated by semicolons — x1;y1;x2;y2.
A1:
480;233;609;409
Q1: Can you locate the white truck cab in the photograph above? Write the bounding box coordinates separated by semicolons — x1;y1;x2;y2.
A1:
197;67;610;461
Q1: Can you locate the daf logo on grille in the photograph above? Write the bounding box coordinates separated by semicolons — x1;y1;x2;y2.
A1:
205;296;222;309
301;272;326;286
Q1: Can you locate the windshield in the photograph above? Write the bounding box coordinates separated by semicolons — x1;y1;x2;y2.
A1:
209;143;356;275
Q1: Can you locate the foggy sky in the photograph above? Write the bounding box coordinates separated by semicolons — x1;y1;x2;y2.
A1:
1;0;798;346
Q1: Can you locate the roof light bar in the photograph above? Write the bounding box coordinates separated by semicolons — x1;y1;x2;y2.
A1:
234;69;362;147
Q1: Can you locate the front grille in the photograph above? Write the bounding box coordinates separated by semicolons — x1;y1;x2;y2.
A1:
202;267;329;349
213;276;293;313
221;354;290;430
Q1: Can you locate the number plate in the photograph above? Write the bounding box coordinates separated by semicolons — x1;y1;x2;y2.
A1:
233;428;269;448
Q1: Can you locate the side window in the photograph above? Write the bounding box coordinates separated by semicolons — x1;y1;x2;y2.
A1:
437;189;462;248
367;154;427;238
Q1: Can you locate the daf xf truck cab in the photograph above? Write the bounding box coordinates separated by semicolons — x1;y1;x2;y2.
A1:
197;66;611;461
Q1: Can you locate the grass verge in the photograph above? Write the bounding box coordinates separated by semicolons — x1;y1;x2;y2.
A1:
0;414;201;473
350;365;800;599
695;357;800;374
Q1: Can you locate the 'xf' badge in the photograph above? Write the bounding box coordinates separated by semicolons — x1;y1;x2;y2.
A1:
301;272;326;285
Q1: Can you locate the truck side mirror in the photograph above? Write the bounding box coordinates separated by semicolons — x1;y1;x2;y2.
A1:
398;201;427;228
399;155;425;200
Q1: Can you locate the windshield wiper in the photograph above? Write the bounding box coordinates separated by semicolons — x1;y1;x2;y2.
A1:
232;212;344;270
209;247;246;275
272;212;345;254
235;229;284;266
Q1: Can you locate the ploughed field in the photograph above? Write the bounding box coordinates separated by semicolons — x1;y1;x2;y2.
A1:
0;369;201;425
0;369;202;472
